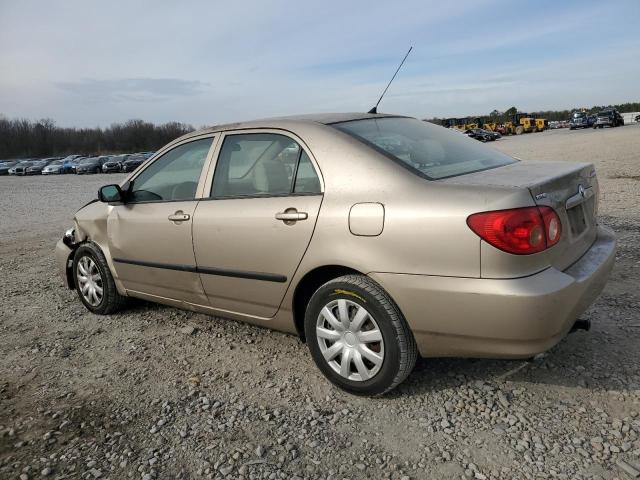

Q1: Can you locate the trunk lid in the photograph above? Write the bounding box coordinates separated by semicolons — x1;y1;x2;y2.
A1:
443;160;598;273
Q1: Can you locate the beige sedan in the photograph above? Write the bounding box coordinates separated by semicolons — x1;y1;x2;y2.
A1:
56;113;616;395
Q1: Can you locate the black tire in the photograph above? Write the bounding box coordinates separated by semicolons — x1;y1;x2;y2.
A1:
73;242;127;314
304;275;417;396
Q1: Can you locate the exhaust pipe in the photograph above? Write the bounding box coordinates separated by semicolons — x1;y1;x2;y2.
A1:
570;319;591;333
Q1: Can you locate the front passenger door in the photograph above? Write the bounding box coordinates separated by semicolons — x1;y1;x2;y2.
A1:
108;136;215;304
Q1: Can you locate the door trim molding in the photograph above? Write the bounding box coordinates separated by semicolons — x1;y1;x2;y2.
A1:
113;258;287;283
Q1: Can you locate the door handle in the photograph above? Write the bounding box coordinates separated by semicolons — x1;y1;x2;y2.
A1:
168;211;190;223
275;209;308;223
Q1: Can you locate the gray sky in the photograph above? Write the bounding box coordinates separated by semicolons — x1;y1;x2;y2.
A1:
1;0;639;127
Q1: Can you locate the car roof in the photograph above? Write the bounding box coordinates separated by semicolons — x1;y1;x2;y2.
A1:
178;112;406;142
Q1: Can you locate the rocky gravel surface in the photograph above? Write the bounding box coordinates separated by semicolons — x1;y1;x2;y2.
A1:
1;125;639;479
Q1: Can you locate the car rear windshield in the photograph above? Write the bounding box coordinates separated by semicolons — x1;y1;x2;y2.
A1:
332;117;516;180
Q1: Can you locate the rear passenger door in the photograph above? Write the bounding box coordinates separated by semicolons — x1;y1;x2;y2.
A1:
192;131;323;318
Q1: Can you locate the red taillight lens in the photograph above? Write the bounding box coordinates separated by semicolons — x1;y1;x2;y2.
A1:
467;206;562;255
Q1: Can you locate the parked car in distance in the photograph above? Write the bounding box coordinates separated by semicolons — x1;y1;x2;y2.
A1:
64;158;83;174
569;111;593;130
0;161;18;175
26;158;62;175
12;160;36;175
42;159;66;175
102;154;128;173
25;159;50;175
56;112;616;395
594;109;624;128
483;129;501;140
75;157;103;174
120;155;146;173
60;155;83;174
464;128;494;142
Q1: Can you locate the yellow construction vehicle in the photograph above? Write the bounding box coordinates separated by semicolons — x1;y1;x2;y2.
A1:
466;117;481;130
443;118;467;131
504;113;536;135
483;122;507;135
535;118;548;132
482;120;498;132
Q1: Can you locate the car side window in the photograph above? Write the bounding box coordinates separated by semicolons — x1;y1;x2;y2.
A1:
293;151;321;194
212;133;312;198
129;137;213;202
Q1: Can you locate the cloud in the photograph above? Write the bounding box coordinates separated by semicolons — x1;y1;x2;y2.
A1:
54;78;208;103
0;0;638;126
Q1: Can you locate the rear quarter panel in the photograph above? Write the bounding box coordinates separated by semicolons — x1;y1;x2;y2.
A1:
288;125;535;279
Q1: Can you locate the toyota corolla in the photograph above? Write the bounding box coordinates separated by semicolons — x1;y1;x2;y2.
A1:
55;113;616;395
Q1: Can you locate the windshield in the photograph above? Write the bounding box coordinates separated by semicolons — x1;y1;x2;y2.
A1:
332;117;516;180
79;158;98;164
598;111;612;117
573;112;586;118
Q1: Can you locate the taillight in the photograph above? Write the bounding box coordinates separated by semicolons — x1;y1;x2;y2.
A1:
467;206;562;255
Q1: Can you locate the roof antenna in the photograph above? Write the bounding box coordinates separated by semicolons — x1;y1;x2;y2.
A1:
368;46;413;114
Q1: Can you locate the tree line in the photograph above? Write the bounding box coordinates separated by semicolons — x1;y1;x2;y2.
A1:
427;101;640;125
0;116;195;160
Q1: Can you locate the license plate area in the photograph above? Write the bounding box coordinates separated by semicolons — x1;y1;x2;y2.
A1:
567;204;587;236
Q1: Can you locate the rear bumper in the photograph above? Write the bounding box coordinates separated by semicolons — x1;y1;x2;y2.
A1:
370;226;616;358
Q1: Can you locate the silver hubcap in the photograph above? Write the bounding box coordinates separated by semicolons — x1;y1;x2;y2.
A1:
316;299;384;382
77;256;103;306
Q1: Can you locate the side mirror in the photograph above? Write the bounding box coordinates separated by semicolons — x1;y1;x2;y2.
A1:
98;184;124;203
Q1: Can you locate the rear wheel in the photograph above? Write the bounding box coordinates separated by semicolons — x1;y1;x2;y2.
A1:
73;243;127;314
304;275;417;396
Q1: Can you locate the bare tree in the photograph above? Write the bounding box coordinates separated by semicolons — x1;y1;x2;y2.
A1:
0;116;194;159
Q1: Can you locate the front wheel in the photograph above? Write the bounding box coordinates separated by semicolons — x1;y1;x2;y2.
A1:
73;243;127;314
304;275;417;396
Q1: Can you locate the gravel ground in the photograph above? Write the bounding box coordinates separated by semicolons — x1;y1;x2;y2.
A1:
1;125;639;480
